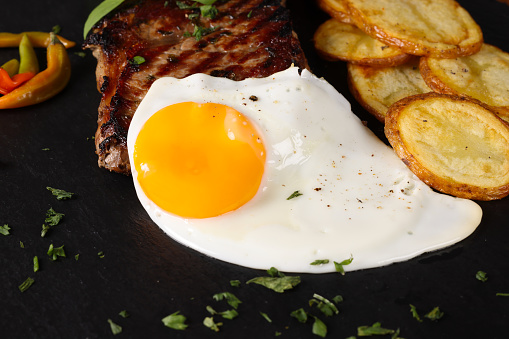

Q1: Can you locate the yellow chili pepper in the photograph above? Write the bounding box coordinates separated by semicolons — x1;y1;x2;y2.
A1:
18;34;39;74
0;33;71;109
0;32;75;49
1;59;19;77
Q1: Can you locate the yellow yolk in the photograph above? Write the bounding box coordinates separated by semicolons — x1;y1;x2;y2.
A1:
133;102;266;219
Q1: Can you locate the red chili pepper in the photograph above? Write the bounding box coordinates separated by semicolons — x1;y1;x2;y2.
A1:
0;68;34;95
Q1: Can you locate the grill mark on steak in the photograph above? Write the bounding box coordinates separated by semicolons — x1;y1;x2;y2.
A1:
84;0;308;174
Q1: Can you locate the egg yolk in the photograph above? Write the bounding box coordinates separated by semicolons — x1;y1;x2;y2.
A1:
133;102;266;219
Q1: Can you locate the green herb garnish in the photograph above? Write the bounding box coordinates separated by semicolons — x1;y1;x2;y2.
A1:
476;270;488;282
212;292;242;309
287;190;303;200
290;308;307;323
260;311;272;323
203;316;222;332
20;241;24;248
75;254;80;261
247;268;300;293
357;322;395;336
0;224;11;236
45;207;64;226
98;251;105;259
19;277;34;292
332;295;343;304
46;186;74;200
191;24;216;40
424;306;444;321
334;255;354;275
33;256;39;272
84;0;126;39
496;293;509;297
47;244;66;261
107;318;122;335
309;294;339;316
130;56;146;65
230;279;241;287
409;304;422;322
206;306;239;320
200;4;218;18
311;315;327;338
52;25;62;34
310;259;329;265
162;311;188;330
119;310;129;318
41;224;50;238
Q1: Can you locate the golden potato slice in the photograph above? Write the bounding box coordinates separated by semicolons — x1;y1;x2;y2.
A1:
344;0;483;58
420;44;509;123
314;19;411;67
347;59;431;122
385;93;509;200
317;0;352;24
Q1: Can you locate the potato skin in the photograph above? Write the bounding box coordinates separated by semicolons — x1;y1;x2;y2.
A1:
419;45;509;124
344;0;483;58
384;93;509;201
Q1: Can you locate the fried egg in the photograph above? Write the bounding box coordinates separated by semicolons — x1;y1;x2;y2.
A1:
127;66;482;273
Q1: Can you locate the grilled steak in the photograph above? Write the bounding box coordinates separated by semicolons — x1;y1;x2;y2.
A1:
83;0;309;174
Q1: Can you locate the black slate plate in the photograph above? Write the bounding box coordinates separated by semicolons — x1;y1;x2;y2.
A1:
1;1;508;338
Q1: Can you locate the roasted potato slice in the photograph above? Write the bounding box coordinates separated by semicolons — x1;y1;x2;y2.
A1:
420;44;509;123
347;59;431;122
385;93;509;200
317;0;352;24
344;0;483;58
314;19;411;67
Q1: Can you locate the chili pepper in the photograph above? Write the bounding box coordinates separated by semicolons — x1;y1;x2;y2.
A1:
1;59;19;77
0;32;75;49
0;33;70;109
18;34;39;74
0;68;34;95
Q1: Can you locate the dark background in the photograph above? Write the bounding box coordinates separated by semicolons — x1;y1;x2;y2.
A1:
1;0;508;338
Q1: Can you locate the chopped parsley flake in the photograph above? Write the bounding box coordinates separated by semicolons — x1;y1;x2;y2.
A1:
20;241;24;248
290;308;307;323
310;294;339;316
45;208;64;226
98;251;105;259
332;295;343;304
496;293;509;297
107;319;122;335
130;56;146;65
119;310;129;318
46;187;74;200
212;292;242;309
19;277;34;292
310;259;329;265
162;311;188;330
200;4;218;18
311;315;327;338
424;307;444;321
334;255;354;275
75;254;80;261
476;270;488;282
33;256;39;272
409;304;422;322
357;322;395;336
260;312;272;323
206;306;238;320
0;224;11;236
47;244;66;261
287;190;303;200
203;316;222;332
247;268;301;293
230;279;241;287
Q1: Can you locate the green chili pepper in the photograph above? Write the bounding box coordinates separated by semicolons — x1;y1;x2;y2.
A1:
1;59;19;77
18;34;39;74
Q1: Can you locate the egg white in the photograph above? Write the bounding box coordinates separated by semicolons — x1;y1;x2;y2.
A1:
127;66;482;273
